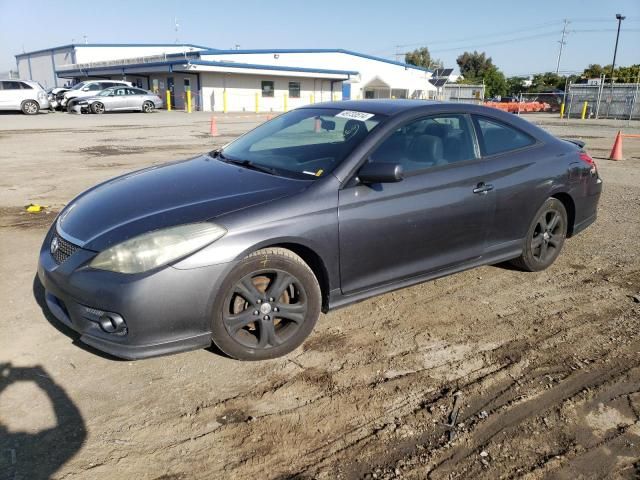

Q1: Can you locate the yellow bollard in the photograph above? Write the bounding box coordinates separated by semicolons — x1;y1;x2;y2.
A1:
223;90;228;113
166;90;171;111
255;92;259;113
186;90;192;113
310;94;314;104
559;102;565;118
284;93;288;112
581;101;588;120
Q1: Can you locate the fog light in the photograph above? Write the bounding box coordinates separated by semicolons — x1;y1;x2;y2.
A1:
98;313;127;335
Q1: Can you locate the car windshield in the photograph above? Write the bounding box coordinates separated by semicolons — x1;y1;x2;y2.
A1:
217;108;384;179
70;82;87;90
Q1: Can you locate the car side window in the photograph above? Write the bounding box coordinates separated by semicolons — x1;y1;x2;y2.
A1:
2;81;22;90
369;114;478;174
474;117;535;156
20;82;33;89
88;83;102;91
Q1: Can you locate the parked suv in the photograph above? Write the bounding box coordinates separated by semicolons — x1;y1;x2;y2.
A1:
62;80;132;111
0;80;50;114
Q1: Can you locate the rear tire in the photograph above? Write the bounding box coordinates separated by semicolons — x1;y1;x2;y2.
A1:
142;101;154;113
211;248;321;361
510;198;568;272
21;100;39;115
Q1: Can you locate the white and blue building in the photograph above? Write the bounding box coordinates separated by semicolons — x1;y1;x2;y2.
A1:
15;43;437;112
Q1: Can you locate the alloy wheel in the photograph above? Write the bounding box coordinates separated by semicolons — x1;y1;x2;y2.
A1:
24;101;37;114
222;270;308;350
531;209;564;263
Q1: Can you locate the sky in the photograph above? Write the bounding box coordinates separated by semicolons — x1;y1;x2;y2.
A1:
1;0;639;77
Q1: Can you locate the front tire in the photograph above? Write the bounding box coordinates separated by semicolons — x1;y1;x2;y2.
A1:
21;100;39;115
142;101;154;113
91;102;105;114
510;198;568;272
211;248;321;360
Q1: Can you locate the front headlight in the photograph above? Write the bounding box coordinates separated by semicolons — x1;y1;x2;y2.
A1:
89;223;226;274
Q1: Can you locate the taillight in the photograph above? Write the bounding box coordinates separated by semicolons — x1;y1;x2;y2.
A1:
579;152;597;174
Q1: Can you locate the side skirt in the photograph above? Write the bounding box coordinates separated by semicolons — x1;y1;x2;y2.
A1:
327;246;522;312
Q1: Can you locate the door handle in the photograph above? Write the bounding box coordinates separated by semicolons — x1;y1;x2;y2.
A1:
473;182;494;194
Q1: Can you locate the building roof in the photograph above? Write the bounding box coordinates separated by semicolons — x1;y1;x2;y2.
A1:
199;49;433;73
56;59;358;78
16;43;210;58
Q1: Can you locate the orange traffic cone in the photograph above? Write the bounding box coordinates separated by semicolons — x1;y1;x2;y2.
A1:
609;131;623;161
210;116;219;137
314;118;321;133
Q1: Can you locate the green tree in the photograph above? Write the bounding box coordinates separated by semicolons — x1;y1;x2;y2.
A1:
506;76;527;96
529;72;571;91
405;47;442;69
582;64;605;79
456;51;494;81
483;67;507;99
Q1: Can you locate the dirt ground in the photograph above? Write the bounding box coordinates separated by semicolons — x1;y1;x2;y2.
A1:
0;110;639;480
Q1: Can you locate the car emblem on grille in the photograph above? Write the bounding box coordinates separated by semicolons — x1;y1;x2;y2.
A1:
50;236;59;255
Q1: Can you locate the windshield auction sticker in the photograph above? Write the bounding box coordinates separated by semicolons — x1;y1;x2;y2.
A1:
335;110;375;121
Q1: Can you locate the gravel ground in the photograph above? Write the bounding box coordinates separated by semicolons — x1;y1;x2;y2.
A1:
0;109;639;480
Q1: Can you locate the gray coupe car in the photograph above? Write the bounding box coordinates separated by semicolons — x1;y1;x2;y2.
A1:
38;100;602;361
72;86;163;114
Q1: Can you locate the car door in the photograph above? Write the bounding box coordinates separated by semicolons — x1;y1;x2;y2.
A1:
109;87;129;110
126;88;143;109
0;80;24;109
338;113;495;294
470;115;541;251
0;81;8;108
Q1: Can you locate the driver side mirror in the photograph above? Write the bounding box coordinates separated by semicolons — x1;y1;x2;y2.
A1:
358;162;404;184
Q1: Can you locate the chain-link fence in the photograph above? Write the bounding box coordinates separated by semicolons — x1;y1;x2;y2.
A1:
566;81;640;120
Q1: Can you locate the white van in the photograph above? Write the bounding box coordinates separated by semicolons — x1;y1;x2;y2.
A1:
0;80;50;114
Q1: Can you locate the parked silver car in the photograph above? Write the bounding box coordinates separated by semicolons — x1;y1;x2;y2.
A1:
71;87;163;114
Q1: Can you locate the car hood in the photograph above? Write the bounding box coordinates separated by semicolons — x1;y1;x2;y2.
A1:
57;154;310;251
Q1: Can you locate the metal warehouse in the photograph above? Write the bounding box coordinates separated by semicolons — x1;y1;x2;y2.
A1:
15;43;438;112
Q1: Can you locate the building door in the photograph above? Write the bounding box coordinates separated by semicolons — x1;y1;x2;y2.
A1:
342;83;351;100
167;77;175;108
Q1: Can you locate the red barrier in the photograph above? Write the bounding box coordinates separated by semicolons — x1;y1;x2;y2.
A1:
484;101;551;113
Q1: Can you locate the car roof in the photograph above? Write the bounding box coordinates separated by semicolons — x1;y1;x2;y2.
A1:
300;99;441;116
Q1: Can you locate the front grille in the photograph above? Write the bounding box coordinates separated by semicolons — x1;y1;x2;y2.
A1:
52;231;80;264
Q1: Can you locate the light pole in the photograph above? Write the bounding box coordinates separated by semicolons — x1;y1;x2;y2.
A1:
610;13;625;83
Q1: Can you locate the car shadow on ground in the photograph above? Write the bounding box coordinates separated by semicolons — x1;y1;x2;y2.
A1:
0;363;86;479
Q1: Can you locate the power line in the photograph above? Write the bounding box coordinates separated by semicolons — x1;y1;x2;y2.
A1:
394;21;562;49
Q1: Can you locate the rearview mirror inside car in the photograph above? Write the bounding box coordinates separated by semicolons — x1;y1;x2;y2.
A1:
320;119;335;131
358;162;404;184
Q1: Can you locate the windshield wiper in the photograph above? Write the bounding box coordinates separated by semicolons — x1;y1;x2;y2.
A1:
210;150;277;176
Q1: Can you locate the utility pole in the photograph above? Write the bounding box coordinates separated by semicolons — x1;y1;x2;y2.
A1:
610;13;625;83
555;19;569;75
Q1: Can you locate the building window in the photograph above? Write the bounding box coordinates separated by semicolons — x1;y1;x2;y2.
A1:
391;88;408;99
261;81;274;97
288;81;301;98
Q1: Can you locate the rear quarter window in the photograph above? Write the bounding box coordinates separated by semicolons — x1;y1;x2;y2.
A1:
19;82;33;89
1;81;23;90
474;116;535;156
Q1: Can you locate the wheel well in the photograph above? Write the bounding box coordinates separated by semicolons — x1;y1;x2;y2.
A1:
552;192;576;237
271;243;331;312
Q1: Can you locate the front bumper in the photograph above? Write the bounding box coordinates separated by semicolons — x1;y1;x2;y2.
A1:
37;228;235;359
70;104;88;114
